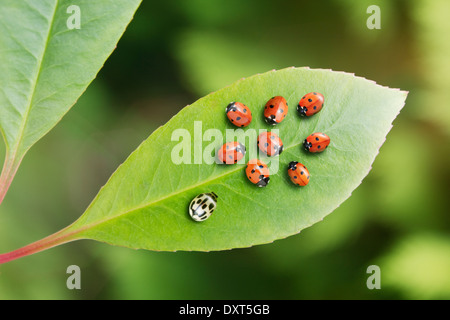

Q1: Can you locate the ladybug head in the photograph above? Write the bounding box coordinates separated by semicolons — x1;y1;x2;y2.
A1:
226;102;237;113
303;139;312;151
297;104;307;116
288;161;298;170
276;144;284;156
236;142;246;154
256;176;270;188
264;115;277;125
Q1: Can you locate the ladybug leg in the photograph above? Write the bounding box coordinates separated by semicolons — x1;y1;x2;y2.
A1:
278;144;284;155
210;192;218;200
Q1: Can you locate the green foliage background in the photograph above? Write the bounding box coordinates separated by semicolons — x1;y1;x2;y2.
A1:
0;0;449;299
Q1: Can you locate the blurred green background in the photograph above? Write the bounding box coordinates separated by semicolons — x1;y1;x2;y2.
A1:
0;0;449;299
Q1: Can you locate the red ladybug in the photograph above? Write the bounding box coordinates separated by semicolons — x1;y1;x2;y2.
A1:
297;92;324;117
288;161;310;186
246;159;270;187
303;132;330;153
217;141;246;164
258;131;283;157
226;102;252;127
264;96;288;125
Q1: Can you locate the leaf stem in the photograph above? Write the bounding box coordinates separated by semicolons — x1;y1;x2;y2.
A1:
0;152;22;206
0;225;81;264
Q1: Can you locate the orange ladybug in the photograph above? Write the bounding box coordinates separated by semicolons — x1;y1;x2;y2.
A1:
217;141;246;164
226;102;252;127
257;131;283;157
303;132;330;153
288;161;310;186
246;159;270;187
264;96;288;125
297;92;324;117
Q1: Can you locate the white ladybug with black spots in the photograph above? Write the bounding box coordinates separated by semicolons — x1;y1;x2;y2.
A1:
189;192;218;222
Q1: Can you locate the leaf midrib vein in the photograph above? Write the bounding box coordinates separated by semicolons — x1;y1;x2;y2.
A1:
75;140;305;235
10;0;59;157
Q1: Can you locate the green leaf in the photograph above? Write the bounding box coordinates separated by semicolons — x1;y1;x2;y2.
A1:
0;0;141;203
0;67;408;262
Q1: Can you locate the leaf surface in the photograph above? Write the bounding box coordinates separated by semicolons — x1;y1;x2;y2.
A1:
0;0;141;202
65;67;407;251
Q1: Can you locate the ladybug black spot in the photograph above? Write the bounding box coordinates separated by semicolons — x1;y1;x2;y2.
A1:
278;109;283;113
236;117;241;120
300;171;304;175
294;176;297;179
270;105;274;108
264;143;269;147
315;137;319;141
259;165;264;169
243;109;247;113
308;98;312;102
318;145;321;149
313;106;317;110
251;169;255;174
